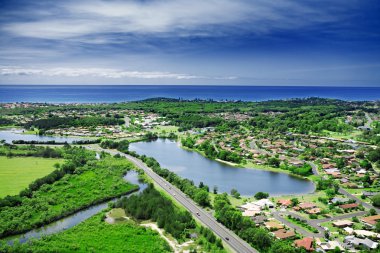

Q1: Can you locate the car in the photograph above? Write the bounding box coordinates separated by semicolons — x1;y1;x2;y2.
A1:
196;212;200;216
225;237;229;241
173;193;176;196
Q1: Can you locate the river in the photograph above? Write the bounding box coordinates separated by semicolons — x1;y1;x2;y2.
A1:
129;138;315;196
4;171;146;244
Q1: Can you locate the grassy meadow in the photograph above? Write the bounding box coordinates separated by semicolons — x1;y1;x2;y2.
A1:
0;156;63;197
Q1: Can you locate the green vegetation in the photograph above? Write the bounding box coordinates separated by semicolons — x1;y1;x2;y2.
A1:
254;191;269;200
25;116;124;131
0;213;172;253
0;147;138;238
117;184;196;240
0;156;62;197
117;184;224;252
286;215;319;233
372;194;380;207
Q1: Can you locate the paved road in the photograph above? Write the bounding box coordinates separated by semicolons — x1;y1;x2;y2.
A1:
272;211;322;238
87;146;258;253
306;161;319;176
338;188;379;212
273;210;368;238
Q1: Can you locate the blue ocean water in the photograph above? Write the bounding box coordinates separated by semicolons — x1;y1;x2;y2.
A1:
0;85;379;103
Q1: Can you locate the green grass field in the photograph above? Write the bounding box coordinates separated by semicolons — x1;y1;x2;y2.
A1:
0;156;63;197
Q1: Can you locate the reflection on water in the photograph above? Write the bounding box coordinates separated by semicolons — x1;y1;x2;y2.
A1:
129;139;315;196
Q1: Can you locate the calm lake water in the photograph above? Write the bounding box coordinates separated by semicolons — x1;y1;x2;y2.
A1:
129;139;315;196
5;171;146;244
0;129;85;144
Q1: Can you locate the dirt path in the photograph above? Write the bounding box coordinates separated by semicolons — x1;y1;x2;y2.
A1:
141;223;193;253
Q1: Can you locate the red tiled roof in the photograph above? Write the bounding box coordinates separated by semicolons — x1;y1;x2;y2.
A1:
339;203;359;209
295;237;314;251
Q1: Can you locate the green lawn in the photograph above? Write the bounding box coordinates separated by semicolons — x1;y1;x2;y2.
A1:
0;156;63;197
150;125;179;134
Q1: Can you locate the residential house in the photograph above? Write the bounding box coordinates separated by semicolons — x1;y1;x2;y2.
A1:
344;236;378;250
361;215;380;228
332;220;353;228
294;237;314;251
273;229;296;240
339;203;359;210
318;240;344;251
277;199;292;208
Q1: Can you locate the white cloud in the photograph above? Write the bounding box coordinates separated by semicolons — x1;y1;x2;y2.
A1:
1;0;346;41
0;66;236;80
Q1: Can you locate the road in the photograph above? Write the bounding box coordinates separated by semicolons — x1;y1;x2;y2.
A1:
86;146;258;253
338;188;380;212
272;210;367;238
364;112;373;129
306;161;319;176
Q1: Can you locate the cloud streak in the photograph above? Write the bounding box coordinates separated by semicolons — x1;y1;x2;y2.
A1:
0;66;236;80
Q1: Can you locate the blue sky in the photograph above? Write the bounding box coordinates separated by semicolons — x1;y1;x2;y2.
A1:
0;0;379;86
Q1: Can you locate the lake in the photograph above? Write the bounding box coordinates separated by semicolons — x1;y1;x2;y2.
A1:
0;129;85;144
129;138;315;196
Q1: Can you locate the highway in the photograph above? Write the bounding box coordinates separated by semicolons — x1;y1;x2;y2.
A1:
87;146;258;253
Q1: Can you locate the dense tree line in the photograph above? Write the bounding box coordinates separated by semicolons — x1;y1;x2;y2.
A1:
24;116;124;130
197;140;242;163
0;117;13;126
117;184;196;239
0;144;62;158
100;139;130;153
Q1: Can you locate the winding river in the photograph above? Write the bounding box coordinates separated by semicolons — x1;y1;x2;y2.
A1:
5;171;146;244
129;138;315;196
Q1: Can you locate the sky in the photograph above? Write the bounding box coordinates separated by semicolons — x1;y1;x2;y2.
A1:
0;0;379;86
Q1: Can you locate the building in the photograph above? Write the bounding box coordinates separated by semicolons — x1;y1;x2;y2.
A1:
295;237;314;251
361;214;380;227
339;203;359;210
273;229;296;240
318;240;344;251
344;236;378;250
254;199;274;209
277;199;292;207
298;202;317;210
332;220;353;228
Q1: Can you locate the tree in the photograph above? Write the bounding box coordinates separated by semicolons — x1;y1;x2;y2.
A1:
372;195;380;208
254;192;269;200
369;208;377;216
291;198;299;207
194;189;210;207
375;221;380;233
252;228;272;251
230;188;241;199
213;185;218;194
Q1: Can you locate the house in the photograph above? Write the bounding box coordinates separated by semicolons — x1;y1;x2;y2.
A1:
354;230;379;238
339;203;358;210
254;199;274;209
239;203;261;212
306;208;321;214
277;199;292;207
298;203;317;210
331;197;350;204
345;236;378;250
242;209;261;217
344;227;354;235
295;237;314;251
361;214;380;227
363;191;380;197
252;215;267;225
332;220;354;228
318;240;344;251
265;221;284;230
273;229;296;239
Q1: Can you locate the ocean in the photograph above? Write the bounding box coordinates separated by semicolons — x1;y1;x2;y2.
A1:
0;85;379;103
